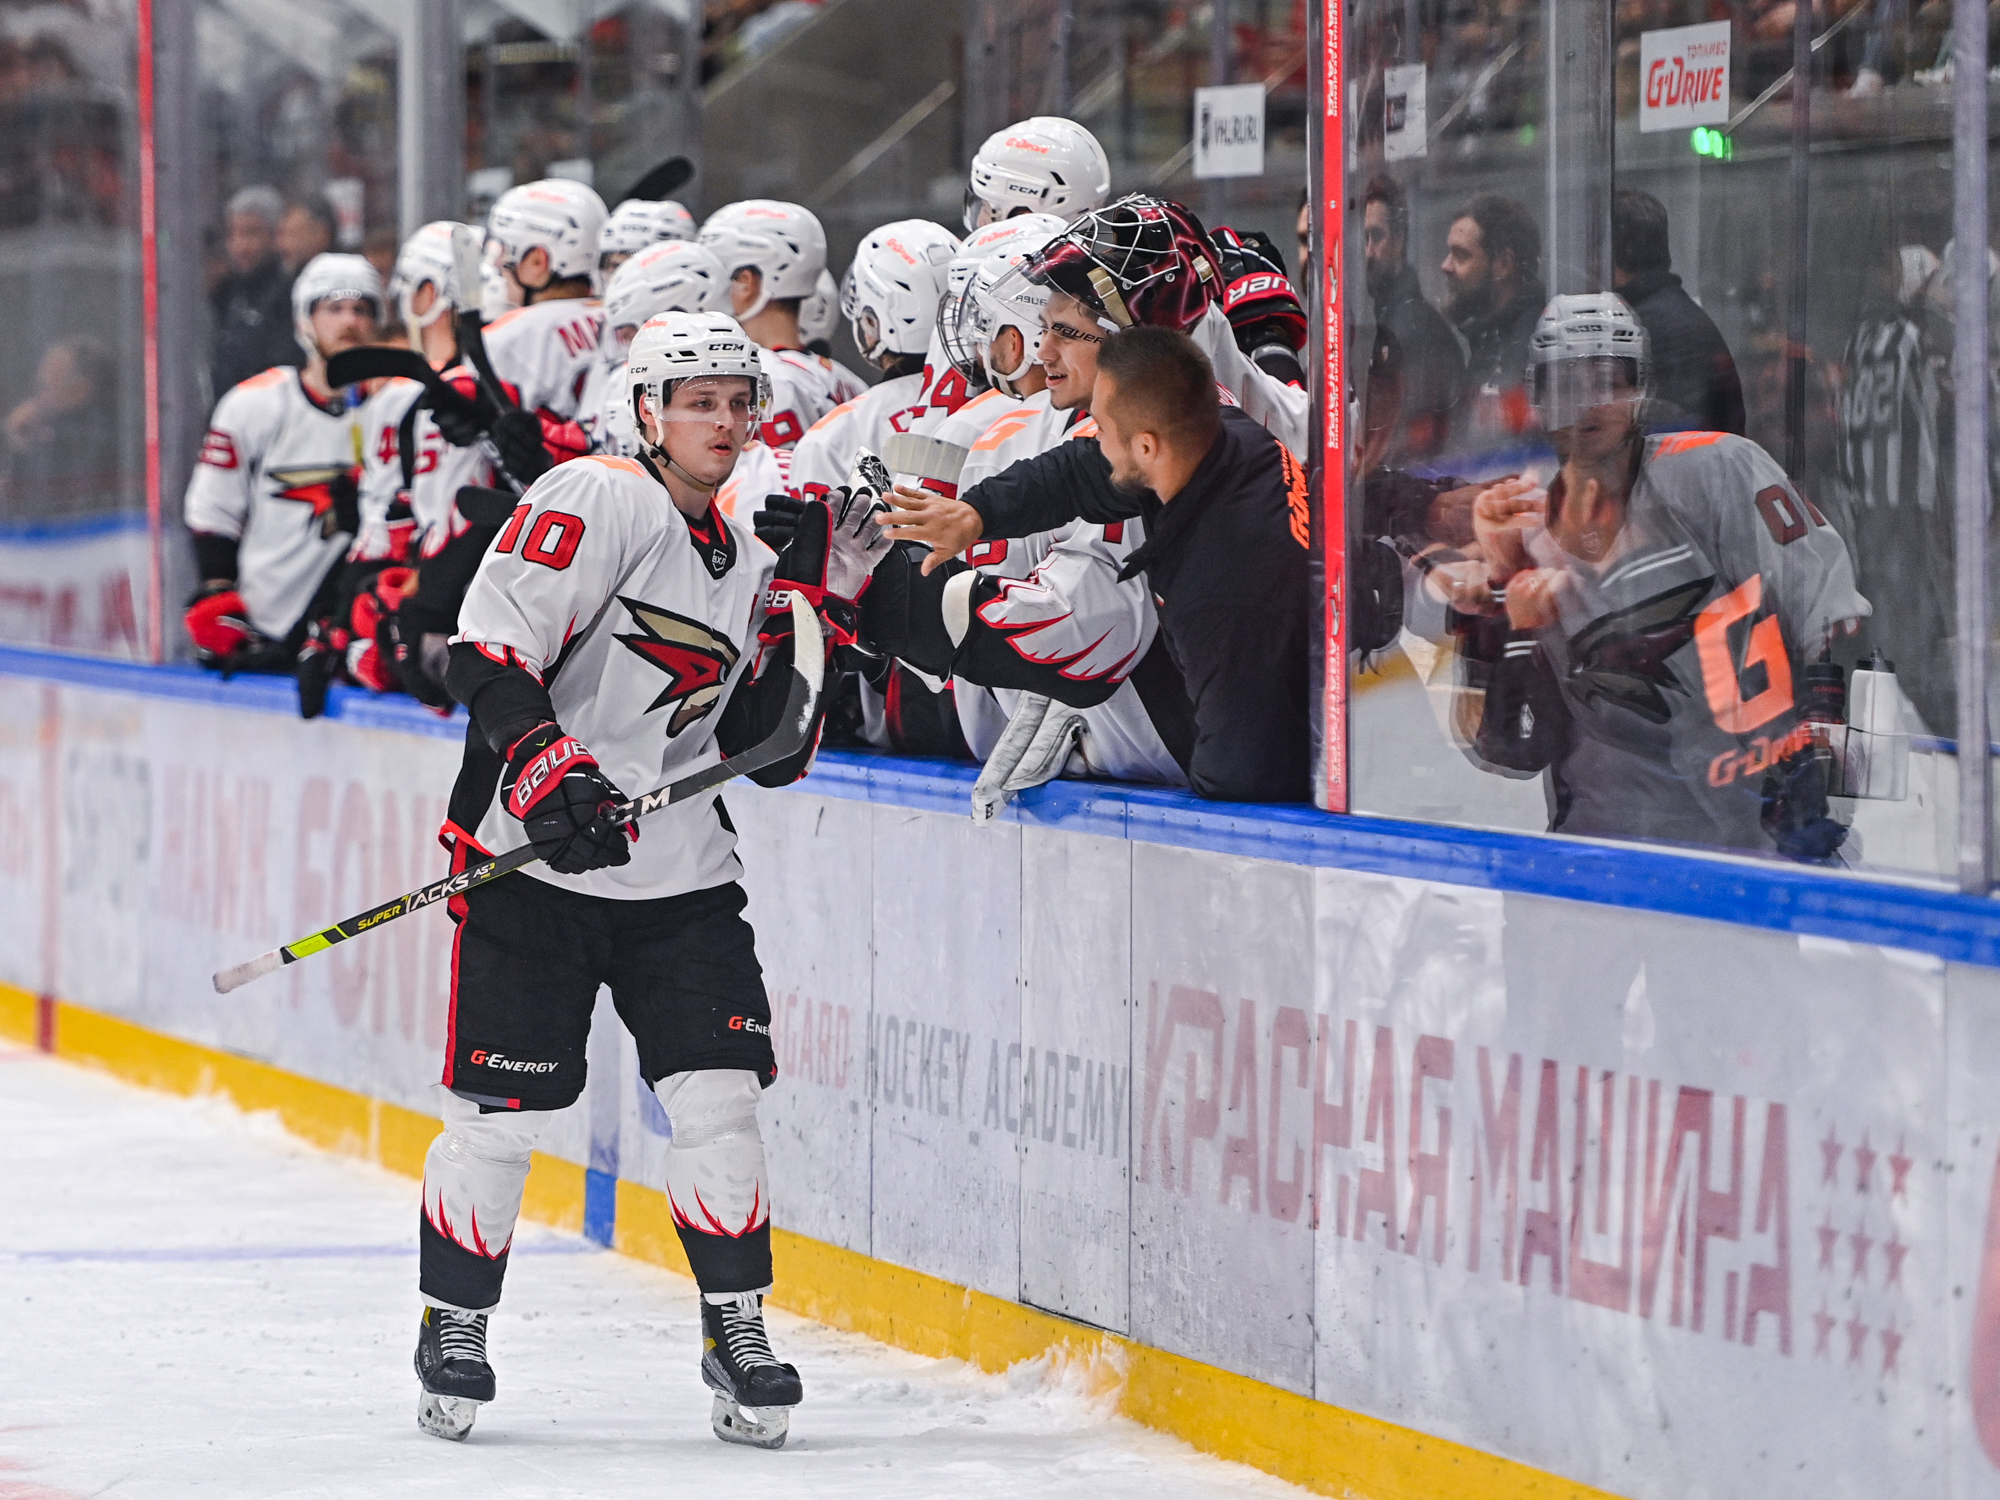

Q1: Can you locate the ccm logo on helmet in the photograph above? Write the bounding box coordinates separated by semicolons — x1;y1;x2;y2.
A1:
468;1049;560;1073
728;1016;771;1036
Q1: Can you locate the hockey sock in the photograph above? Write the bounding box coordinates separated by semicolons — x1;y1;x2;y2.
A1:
658;1069;773;1291
418;1093;554;1311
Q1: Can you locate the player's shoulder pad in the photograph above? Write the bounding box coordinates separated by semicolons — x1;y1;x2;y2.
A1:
519;451;650;514
802;398;859;437
1646;429;1785;486
238;366;294;392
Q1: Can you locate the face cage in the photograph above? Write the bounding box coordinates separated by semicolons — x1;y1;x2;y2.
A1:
960;267;1047;390
1531;356;1646;433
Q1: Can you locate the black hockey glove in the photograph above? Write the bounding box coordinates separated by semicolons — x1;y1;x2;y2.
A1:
430;380;498;448
1762;743;1849;862
490;408;554;487
753;492;807;554
1212;225;1309;358
501;723;637;875
322;469;361;540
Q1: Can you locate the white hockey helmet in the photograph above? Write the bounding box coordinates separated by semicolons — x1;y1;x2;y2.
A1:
388;221;465;341
964;117;1111;232
938;213;1068;382
945;222;1069;394
598;198;697;268
626;310;772;433
840;218;962;365
799;267;840;345
487;178;610;288
291;252;382;356
698;200;827;321
479;260;517;322
1527;292;1651;433
603;241;729;351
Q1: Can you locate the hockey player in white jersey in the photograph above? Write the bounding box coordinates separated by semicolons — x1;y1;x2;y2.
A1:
596;197;696;277
797;267;839;357
961;116;1111;231
699;200;864;449
414;311;880;1447
183;252;380;673
580;238;729;457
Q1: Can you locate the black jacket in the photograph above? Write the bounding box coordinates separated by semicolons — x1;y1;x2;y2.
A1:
953;407;1312;802
1371;261;1464;448
1454;280;1545;400
211;257;302;396
1619;268;1746;436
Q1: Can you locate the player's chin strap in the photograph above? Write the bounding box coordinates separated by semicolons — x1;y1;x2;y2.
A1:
639;447;719;497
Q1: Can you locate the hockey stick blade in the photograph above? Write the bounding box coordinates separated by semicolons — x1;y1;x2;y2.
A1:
212;595;824;995
622;155;694;204
326;346;450;395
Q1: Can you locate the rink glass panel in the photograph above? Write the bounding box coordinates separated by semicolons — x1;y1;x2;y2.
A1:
1339;0;1984;882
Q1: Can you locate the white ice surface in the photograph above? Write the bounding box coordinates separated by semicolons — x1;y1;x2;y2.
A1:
0;1044;1307;1499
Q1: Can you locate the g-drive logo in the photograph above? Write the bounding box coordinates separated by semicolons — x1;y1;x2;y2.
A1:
469;1049;559;1074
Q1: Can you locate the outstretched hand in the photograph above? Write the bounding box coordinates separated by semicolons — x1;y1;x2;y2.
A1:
875;484;984;575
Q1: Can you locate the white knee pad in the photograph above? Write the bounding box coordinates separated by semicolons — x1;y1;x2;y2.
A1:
657;1069;768;1239
421;1092;557;1306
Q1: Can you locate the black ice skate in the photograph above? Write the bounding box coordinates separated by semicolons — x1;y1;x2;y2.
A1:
700;1290;802;1449
413;1305;495;1441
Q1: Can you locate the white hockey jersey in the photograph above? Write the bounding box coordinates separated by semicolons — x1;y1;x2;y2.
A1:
758;347;866;450
184;366;358;638
1188;303;1308;459
412;298;605;555
577;344;634;458
714;440;792;524
454;454;780;900
948;391;1182;785
352;376;432;562
788;374;924;499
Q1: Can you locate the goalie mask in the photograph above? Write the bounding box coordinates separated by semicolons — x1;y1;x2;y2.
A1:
698;200;827;322
388;221;465;346
963;117;1111;232
291;252;382;358
487;178;610;290
941;216;1069;393
1527;293;1651;434
1015;193;1221;335
840;218;962;365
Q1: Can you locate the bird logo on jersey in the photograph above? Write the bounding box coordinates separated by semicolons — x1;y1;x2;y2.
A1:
269;465;355;539
615;597;743;736
1563;575;1715;724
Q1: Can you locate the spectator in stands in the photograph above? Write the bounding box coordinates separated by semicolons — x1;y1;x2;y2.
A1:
1611;188;1746;436
362;225;400;286
1365;175;1463;455
1;336;113;516
277;197;336;275
1440;193;1545;437
210;185;299;395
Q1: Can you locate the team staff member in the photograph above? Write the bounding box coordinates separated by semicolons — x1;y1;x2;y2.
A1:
867;327;1311;802
413;311;876;1450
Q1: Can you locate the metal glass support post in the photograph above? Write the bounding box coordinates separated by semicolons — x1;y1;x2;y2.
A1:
1207;0;1233;222
1049;0;1075;115
1783;0;1812;479
1953;0;1992;893
1543;0;1611;292
400;0;466;235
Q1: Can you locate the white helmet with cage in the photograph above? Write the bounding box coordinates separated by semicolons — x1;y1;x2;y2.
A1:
1527;292;1651;433
938;213;1068;383
388;221;465;343
626;310;772;432
291;252;382;356
840;218;962;365
604;241;730;351
964;117;1111;233
799;268;840;345
698;200;827;322
944;219;1070;395
598;199;697;267
487;178;610;288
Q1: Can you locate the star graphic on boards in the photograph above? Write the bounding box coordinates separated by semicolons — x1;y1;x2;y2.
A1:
1855;1132;1878;1195
1889;1137;1913;1201
1813;1301;1836;1358
1846;1315;1870;1366
1817;1210;1840;1273
1850;1220;1874;1283
1880;1317;1904;1376
1821;1125;1843;1186
1884;1230;1909;1288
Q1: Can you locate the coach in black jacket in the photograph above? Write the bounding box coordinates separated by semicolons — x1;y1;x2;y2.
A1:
869;327;1311;803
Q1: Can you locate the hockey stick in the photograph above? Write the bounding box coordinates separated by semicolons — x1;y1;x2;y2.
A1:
449;224;518;416
212;592;825;995
325;346;453;399
620;155;694;204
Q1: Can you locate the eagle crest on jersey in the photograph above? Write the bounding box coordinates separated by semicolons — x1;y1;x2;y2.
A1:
270;464;353;538
1563;575;1716;724
615;596;743;734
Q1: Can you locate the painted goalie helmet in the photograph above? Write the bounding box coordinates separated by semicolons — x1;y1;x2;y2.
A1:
1014;192;1222;334
1526;292;1651;432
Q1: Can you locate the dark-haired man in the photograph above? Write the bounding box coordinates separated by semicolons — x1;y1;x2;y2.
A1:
1611;187;1745;436
1365;176;1463;456
867;327;1311;802
1440;193;1546;437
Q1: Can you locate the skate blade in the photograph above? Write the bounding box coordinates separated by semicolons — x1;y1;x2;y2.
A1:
418;1390;482;1441
711;1393;790;1450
